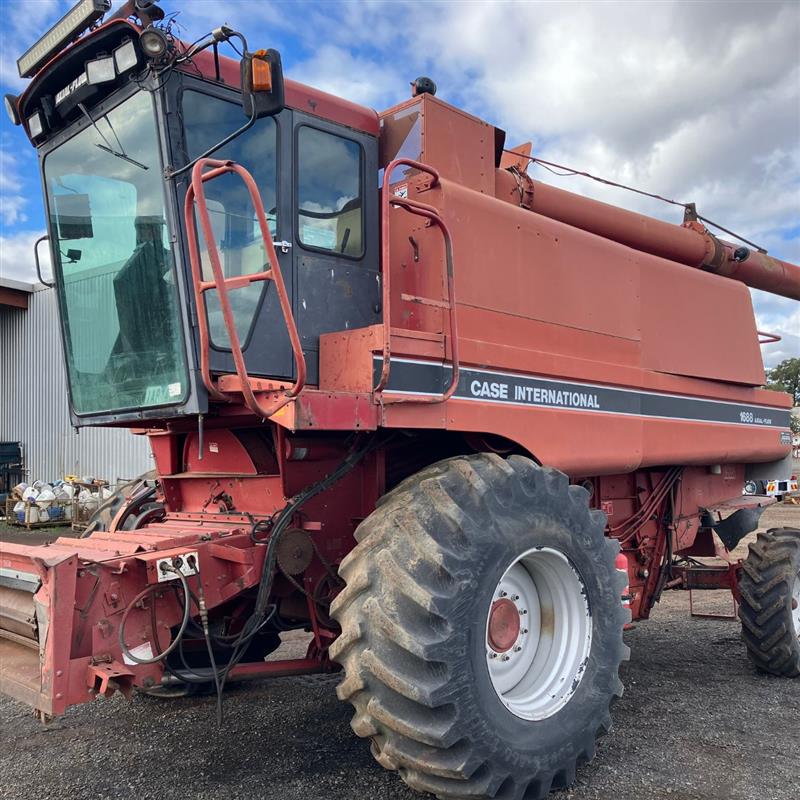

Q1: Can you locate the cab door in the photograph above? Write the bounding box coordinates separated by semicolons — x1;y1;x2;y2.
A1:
176;81;295;380
292;114;380;384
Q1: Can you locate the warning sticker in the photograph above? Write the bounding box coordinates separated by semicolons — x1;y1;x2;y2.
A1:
122;641;154;666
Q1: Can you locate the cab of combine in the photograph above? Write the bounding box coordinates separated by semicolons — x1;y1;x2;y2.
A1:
10;7;384;425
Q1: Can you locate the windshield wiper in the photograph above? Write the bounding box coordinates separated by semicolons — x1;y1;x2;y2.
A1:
77;102;149;171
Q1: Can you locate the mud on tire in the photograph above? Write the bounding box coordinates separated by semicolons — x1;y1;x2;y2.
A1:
330;454;629;800
738;527;800;678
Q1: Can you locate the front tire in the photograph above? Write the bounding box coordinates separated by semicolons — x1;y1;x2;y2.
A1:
330;454;629;800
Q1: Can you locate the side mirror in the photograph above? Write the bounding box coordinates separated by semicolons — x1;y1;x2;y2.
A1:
241;49;285;119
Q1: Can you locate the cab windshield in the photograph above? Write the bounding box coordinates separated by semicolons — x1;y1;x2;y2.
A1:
44;90;186;415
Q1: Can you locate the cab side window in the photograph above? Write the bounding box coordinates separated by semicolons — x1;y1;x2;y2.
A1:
182;89;278;349
297;126;363;258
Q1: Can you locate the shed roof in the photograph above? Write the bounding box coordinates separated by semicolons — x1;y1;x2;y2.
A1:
0;277;35;310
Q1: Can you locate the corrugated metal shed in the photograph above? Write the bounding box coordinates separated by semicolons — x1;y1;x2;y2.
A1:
0;287;152;483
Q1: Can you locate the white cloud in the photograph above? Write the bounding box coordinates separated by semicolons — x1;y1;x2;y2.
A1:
292;44;403;108
0;144;33;226
0;228;49;285
165;0;288;42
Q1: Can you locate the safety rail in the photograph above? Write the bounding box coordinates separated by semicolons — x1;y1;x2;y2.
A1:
184;158;306;418
757;330;782;345
375;158;460;404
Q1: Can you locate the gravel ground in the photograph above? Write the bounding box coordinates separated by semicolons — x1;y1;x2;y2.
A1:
1;505;798;800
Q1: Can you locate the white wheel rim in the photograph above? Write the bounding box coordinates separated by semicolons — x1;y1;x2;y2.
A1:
792;573;800;640
485;547;592;721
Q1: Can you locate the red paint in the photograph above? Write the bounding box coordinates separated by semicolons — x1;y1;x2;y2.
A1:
488;599;521;653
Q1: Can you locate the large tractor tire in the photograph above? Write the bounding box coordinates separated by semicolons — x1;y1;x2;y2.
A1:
738;528;800;678
330;454;629;800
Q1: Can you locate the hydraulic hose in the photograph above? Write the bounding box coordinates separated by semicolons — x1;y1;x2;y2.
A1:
215;435;384;721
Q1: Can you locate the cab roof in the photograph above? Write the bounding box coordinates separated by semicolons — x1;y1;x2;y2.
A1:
18;19;379;138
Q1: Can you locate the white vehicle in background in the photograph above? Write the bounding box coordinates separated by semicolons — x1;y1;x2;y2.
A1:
744;475;798;500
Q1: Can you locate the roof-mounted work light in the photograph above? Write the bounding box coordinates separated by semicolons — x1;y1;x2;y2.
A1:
113;39;139;74
85;54;116;85
17;0;112;79
4;94;21;126
27;111;45;141
139;27;169;61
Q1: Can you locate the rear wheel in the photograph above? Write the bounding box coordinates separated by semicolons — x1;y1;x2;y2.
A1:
738;528;800;677
330;454;629;800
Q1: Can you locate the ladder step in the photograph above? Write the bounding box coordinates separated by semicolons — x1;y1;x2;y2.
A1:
199;270;272;293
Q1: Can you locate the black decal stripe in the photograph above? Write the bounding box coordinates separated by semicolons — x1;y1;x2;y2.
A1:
373;357;790;429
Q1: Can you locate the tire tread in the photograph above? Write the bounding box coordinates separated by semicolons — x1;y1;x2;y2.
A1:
738;527;800;678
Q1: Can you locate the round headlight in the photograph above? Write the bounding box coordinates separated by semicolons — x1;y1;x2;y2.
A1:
139;28;168;60
4;94;20;126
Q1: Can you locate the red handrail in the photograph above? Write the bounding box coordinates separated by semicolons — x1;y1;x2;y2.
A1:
757;330;782;345
375;158;459;404
184;158;306;418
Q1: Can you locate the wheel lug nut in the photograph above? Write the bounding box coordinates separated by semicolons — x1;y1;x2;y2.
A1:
522;628;529;634
500;591;507;597
514;646;522;652
501;654;510;661
513;594;519;601
489;652;498;659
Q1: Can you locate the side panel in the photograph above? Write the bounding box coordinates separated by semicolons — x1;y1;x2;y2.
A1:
640;261;764;384
433;178;765;386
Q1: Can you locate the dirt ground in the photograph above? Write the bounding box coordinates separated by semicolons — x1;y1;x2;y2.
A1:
0;505;798;800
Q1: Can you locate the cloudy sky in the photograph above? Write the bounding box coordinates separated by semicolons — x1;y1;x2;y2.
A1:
1;0;797;365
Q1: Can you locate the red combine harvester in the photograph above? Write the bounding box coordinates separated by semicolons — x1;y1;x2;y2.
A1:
2;3;799;798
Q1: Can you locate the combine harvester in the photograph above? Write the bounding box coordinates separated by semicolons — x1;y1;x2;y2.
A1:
2;2;799;798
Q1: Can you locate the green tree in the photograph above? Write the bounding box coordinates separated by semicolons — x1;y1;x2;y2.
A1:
766;357;800;403
765;357;800;435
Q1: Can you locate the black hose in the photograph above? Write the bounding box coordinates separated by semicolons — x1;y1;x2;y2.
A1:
195;577;223;725
215;435;383;720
